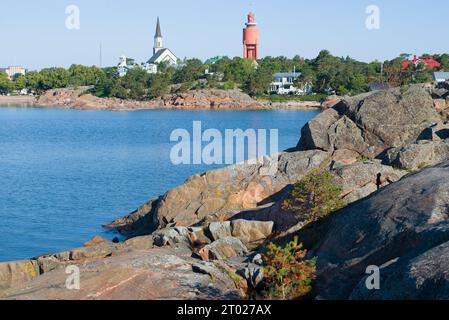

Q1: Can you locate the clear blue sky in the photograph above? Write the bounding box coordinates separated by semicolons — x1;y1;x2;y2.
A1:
1;0;448;70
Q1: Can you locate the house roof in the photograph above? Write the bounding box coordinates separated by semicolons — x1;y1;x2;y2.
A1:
434;72;449;80
148;48;178;64
155;17;162;38
273;72;302;79
148;49;166;64
402;55;441;70
205;56;225;65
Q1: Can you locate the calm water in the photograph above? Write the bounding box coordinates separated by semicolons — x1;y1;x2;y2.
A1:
0;106;319;261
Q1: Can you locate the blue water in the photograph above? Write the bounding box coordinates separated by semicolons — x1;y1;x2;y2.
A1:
0;106;319;261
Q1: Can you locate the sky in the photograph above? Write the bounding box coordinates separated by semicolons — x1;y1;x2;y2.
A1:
1;0;449;70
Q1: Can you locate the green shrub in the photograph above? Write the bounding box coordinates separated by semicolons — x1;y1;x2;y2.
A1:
262;237;316;300
282;169;344;222
222;80;236;90
178;81;193;93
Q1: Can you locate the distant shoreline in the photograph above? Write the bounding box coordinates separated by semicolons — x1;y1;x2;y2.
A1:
0;89;329;111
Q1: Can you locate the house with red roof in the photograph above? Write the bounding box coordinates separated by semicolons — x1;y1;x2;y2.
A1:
402;55;441;70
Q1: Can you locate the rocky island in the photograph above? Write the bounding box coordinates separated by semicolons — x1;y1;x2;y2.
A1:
1;81;449;300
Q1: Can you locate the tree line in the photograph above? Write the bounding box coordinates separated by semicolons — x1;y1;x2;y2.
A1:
1;50;448;99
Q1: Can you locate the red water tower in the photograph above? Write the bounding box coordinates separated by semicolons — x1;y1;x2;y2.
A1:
243;12;259;61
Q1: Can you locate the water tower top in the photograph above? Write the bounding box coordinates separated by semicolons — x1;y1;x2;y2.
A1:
246;12;256;25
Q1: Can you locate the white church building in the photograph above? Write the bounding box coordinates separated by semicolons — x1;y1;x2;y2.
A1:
118;17;179;77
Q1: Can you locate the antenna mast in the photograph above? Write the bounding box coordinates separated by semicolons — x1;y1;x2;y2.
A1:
99;43;103;68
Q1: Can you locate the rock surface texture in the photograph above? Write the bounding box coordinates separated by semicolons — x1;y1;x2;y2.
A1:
2;248;245;300
309;161;449;299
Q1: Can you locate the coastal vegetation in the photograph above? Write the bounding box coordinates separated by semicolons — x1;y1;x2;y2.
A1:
2;51;448;99
262;237;316;300
282;169;344;223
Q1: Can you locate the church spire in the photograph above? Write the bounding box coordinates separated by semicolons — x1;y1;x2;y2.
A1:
155;17;162;38
153;17;163;55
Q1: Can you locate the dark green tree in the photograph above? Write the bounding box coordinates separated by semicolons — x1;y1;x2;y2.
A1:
0;72;12;93
242;67;272;96
174;59;205;83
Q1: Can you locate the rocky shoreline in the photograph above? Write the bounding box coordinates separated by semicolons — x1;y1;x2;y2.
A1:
2;82;449;300
1;88;328;111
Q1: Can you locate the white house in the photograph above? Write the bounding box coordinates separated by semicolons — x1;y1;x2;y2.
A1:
117;56;136;77
142;62;158;74
0;66;26;80
434;72;449;83
269;72;313;95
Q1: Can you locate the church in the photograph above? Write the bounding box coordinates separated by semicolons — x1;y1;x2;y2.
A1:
118;17;179;77
143;17;179;73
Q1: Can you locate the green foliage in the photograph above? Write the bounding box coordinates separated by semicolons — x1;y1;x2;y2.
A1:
177;81;194;93
22;71;42;93
0;72;13;93
174;59;205;83
92;67;117;97
435;53;449;70
13;74;27;90
222;80;236;90
68;64;104;86
262;237;316;300
38;67;70;90
148;72;171;98
114;66;150;99
206;73;221;89
282;169;344;222
242;67;273;96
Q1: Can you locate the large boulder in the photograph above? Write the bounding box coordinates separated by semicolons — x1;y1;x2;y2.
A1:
230;220;274;246
208;221;232;241
306;161;449;299
103;197;161;236
200;237;249;261
299;108;341;151
208;220;274;246
393;140;449;171
299;84;442;158
328;116;367;154
151;227;192;248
